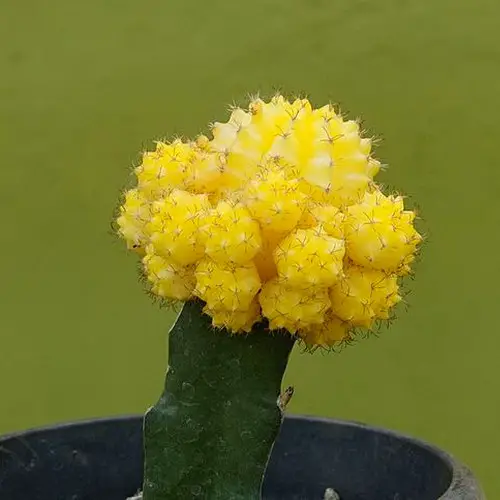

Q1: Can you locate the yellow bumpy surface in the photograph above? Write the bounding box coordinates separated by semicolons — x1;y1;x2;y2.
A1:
117;95;422;346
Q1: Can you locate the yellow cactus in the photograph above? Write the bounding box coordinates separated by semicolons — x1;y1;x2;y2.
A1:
274;227;345;288
243;165;306;233
146;190;211;266
329;265;400;328
188;148;223;194
204;201;262;265
344;189;422;273
116;94;422;346
194;258;261;313
143;248;196;301
259;278;331;333
135;140;194;198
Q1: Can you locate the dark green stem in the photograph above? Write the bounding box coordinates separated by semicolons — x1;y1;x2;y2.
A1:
142;299;296;500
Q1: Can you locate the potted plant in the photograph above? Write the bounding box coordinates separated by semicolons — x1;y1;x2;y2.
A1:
0;95;484;499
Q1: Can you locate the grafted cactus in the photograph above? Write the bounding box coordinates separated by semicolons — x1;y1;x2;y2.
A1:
115;94;422;499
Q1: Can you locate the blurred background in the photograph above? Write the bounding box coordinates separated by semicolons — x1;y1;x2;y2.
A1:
1;0;499;497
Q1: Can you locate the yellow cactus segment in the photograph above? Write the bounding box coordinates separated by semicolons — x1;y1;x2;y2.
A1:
298;204;345;239
244;166;306;233
204;201;262;265
344;190;422;273
233;97;296;158
210;108;252;154
274;227;345;288
143;249;196;301
135;140;194;198
299;312;351;347
268;110;377;207
204;299;261;333
329;265;400;327
194;259;261;312
189;149;223;194
210;107;258;192
116;188;151;252
147;189;211;266
259;279;331;333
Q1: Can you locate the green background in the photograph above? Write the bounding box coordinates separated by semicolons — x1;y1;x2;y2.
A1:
1;0;498;497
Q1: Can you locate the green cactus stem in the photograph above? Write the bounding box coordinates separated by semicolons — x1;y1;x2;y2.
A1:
142;298;296;500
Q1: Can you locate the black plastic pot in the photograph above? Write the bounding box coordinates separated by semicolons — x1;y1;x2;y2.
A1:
0;415;483;500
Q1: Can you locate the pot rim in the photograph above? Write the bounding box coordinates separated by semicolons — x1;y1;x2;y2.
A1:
0;413;484;500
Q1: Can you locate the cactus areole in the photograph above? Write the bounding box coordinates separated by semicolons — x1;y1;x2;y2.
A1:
115;95;423;499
